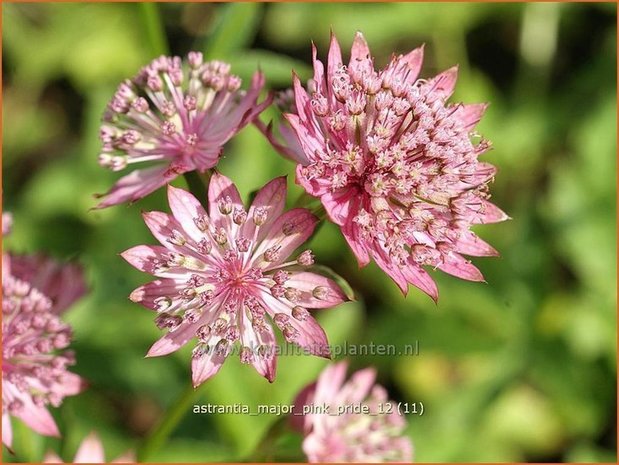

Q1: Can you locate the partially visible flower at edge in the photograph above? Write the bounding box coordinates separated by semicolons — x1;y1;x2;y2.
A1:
2;274;85;449
95;52;272;208
44;431;134;463
293;361;413;462
261;32;508;301
8;255;86;315
122;173;349;387
2;212;12;236
2;212;86;314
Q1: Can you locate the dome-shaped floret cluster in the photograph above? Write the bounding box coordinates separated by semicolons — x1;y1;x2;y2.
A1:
122;173;348;387
296;362;413;462
283;32;508;299
2;275;83;448
97;52;271;208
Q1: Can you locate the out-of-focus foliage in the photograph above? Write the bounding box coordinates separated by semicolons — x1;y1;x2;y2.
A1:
2;3;616;463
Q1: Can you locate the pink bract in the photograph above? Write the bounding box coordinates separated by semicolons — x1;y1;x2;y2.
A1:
95;52;271;208
271;32;508;300
294;361;413;462
44;432;134;463
122;173;348;387
2;274;84;449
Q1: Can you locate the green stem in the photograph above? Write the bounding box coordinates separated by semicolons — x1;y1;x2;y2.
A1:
139;3;169;57
137;382;202;461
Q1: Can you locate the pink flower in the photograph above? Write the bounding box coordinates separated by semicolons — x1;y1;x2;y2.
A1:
122;173;348;387
294;361;413;462
2;214;86;315
2;274;84;449
2;213;12;236
7;255;86;315
95;52;271;208
255;89;307;163
273;32;508;300
44;432;134;463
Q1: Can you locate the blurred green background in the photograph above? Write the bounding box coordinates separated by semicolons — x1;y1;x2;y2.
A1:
2;2;616;463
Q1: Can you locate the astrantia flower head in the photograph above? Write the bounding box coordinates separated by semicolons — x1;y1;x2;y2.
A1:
96;52;271;208
277;32;508;300
8;255;86;315
44;432;134;463
2;275;84;449
122;173;348;387
294;361;413;462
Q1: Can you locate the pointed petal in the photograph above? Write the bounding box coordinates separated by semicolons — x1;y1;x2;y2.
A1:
254;119;308;164
371;248;410;295
147;323;196;357
74;432;106;463
472;200;510;224
428;66;458;101
299;361;347;434
401;44;424;83
314;361;348;402
167;185;208;243
253;208;318;266
236;72;272;128
453;103;488;131
94;165;171;209
15;401;59;438
58;372;86;397
460;162;497;188
292;72;313;123
244;176;288;239
260;292;330;358
438;253;485;282
252;176;287;214
286;272;348;308
240;312;277;382
341;220;371;267
191;341;228;387
208;172;244;227
311;41;325;94
129;279;184;310
341;367;376;402
2;413;12;448
401;263;439;302
254;209;318;263
455;231;499;257
120;245;181;278
349;31;372;74
286;113;326;166
327;31;343;80
142;211;194;255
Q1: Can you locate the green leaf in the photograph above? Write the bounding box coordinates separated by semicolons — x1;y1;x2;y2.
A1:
203;3;263;60
139;3;169;57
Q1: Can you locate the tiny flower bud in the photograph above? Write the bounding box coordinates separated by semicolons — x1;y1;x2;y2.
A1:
297;250;315;266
